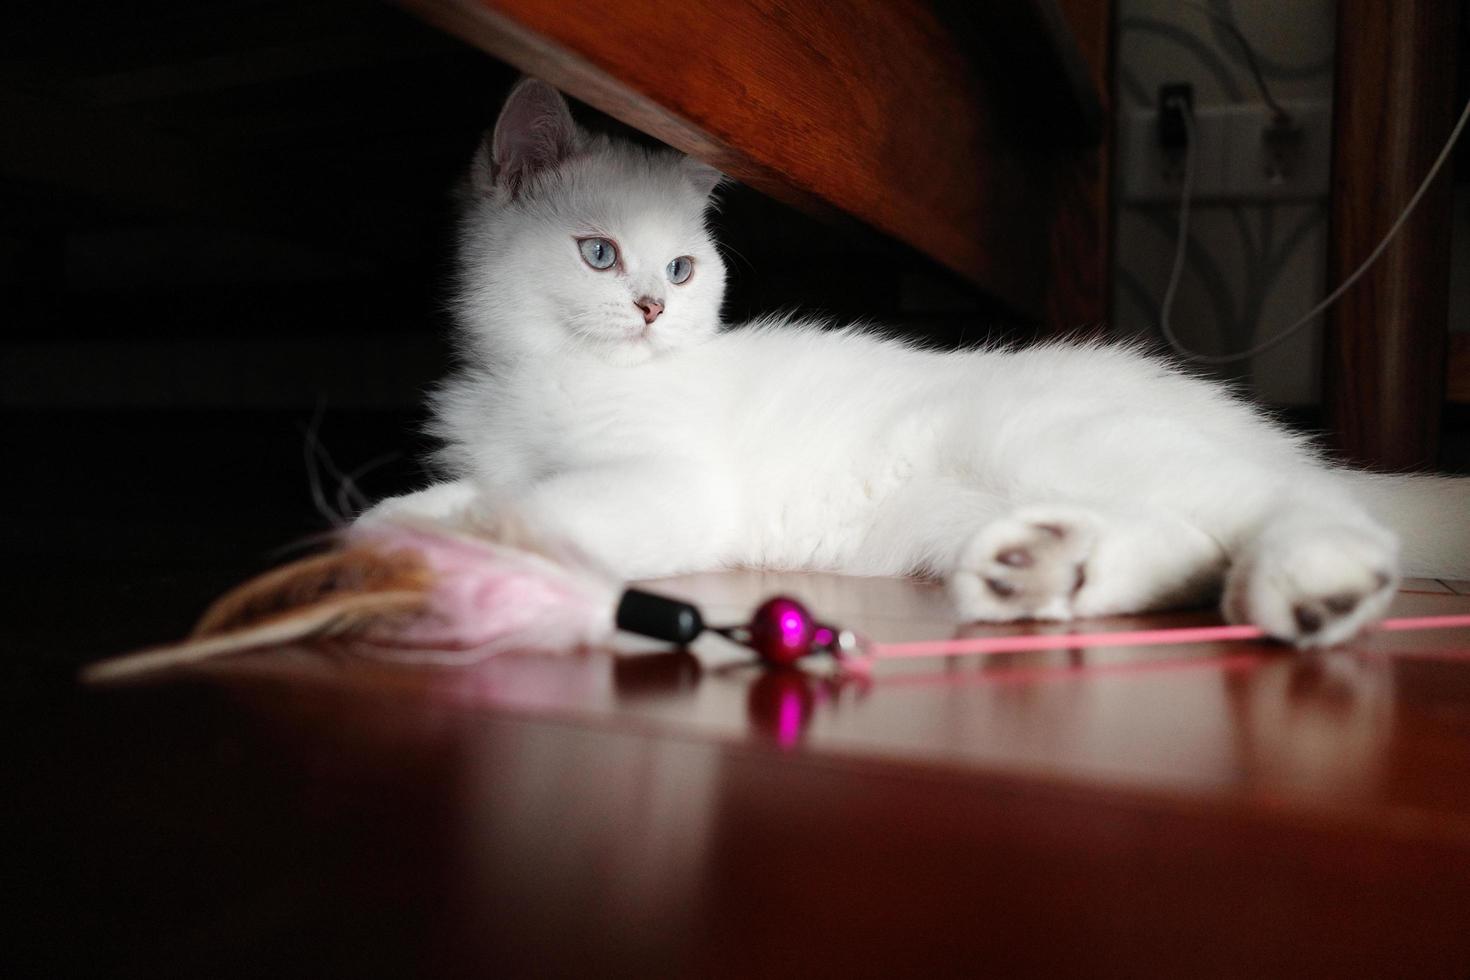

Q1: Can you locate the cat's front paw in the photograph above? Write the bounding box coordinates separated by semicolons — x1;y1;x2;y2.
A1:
948;507;1098;622
1223;523;1399;648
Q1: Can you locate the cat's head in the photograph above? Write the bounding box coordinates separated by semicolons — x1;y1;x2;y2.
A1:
456;78;726;365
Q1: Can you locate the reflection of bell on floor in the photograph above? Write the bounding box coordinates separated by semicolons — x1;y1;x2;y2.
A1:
746;669;817;749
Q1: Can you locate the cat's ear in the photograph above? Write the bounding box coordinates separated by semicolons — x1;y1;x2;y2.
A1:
473;78;578;198
681;157;725;198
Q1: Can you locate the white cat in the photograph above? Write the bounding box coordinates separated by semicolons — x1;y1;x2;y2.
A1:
363;78;1470;648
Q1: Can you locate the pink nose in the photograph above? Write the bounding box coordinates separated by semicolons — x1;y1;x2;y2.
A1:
635;296;664;324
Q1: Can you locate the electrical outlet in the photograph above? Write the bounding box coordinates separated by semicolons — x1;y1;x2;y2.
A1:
1120;99;1332;204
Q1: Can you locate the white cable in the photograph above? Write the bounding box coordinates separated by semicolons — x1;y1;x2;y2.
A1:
1160;93;1470;366
1179;0;1289;121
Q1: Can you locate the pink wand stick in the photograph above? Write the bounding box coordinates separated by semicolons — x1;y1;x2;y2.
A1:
862;614;1470;663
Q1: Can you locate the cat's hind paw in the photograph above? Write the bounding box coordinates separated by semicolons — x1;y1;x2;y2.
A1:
948;507;1098;622
1223;523;1399;648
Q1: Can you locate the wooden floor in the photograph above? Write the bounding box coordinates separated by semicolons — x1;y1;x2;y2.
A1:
19;571;1470;977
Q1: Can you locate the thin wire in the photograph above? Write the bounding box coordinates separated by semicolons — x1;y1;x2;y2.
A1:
1180;0;1288;120
1160;94;1470;366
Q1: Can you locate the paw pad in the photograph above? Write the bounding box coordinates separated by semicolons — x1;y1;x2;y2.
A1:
986;577;1017;598
1225;525;1399;648
1292;605;1323;635
951;512;1097;622
996;548;1032;568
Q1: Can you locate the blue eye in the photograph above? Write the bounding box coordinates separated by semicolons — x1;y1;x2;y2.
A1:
666;256;694;284
578;237;617;270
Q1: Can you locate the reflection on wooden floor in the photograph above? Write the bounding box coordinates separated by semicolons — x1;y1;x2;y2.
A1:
26;571;1470;977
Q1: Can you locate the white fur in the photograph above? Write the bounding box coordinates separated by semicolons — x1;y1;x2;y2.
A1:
363;80;1470;647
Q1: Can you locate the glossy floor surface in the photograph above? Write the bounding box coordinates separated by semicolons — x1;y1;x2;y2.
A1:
19;572;1470;977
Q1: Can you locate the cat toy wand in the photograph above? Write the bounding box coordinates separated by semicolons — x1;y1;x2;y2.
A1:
80;520;857;682
707;597;1470;675
81;520;1470;683
615;590;868;667
620;590;1470;675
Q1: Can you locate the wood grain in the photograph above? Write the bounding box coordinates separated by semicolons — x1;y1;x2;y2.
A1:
395;0;1109;326
1325;0;1459;468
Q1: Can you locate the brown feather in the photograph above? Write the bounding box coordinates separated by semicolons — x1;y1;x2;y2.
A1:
192;545;433;637
82;545;436;684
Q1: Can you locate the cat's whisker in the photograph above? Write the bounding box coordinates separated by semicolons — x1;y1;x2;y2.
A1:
717;240;755;276
301;406;346;529
336;473;368;522
301;406;390;527
344;451;403;495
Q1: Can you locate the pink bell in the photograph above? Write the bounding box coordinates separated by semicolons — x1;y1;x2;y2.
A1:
747;596;824;666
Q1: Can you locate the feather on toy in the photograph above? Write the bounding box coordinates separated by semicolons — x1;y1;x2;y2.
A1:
81;520;621;683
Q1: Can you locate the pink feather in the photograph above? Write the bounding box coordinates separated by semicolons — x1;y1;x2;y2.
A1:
346;521;619;662
82;519;620;682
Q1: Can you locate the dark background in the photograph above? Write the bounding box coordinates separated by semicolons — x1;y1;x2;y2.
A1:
2;0;1011;684
5;0;1467;687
